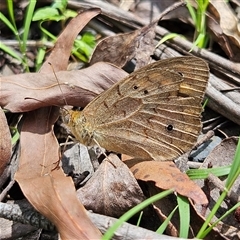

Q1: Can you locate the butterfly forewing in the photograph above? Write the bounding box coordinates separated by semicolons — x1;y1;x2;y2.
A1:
69;56;209;161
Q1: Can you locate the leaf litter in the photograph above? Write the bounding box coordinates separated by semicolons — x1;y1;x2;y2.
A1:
13;9;102;240
0;6;214;240
0;1;240;240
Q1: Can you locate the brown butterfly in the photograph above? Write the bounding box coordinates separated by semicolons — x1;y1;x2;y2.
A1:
64;56;209;161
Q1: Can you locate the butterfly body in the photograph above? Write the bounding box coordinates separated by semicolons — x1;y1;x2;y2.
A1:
65;57;209;161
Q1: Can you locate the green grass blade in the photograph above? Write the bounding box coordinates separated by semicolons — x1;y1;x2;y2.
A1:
185;0;197;25
22;0;37;53
136;211;143;227
35;35;48;71
102;189;174;240
156;33;182;48
187;165;231;180
202;201;240;237
0;12;18;35
10;127;20;145
7;0;22;46
7;0;18;32
177;195;190;238
0;42;23;62
19;0;36;71
202;98;208;108
189;33;205;50
39;22;57;41
225;138;240;188
156;206;178;234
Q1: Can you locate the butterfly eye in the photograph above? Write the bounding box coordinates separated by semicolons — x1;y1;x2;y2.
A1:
166;124;174;131
133;85;138;89
144;90;149;94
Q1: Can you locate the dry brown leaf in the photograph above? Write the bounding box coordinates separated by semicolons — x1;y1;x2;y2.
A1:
0;62;127;112
16;169;101;239
77;154;145;217
149;185;179;237
89;20;157;69
124;158;208;205
0;107;11;176
40;8;101;74
208;1;240;61
153;204;179;237
14;9;102;240
15;107;101;239
202;137;238;168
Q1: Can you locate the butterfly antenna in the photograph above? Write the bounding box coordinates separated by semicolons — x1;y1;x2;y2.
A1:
24;97;69;114
48;62;68;106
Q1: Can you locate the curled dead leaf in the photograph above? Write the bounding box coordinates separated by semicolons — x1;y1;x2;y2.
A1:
77;154;145;217
0;107;12;176
208;1;240;61
90;20;157;69
0;63;127;113
124;158;208;205
14;9;102;240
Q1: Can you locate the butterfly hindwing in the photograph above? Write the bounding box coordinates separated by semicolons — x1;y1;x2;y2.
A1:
70;56;209;160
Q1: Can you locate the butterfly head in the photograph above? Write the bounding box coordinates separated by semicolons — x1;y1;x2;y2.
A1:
61;109;94;146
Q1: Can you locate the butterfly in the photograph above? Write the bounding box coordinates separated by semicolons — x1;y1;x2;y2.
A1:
63;56;209;161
